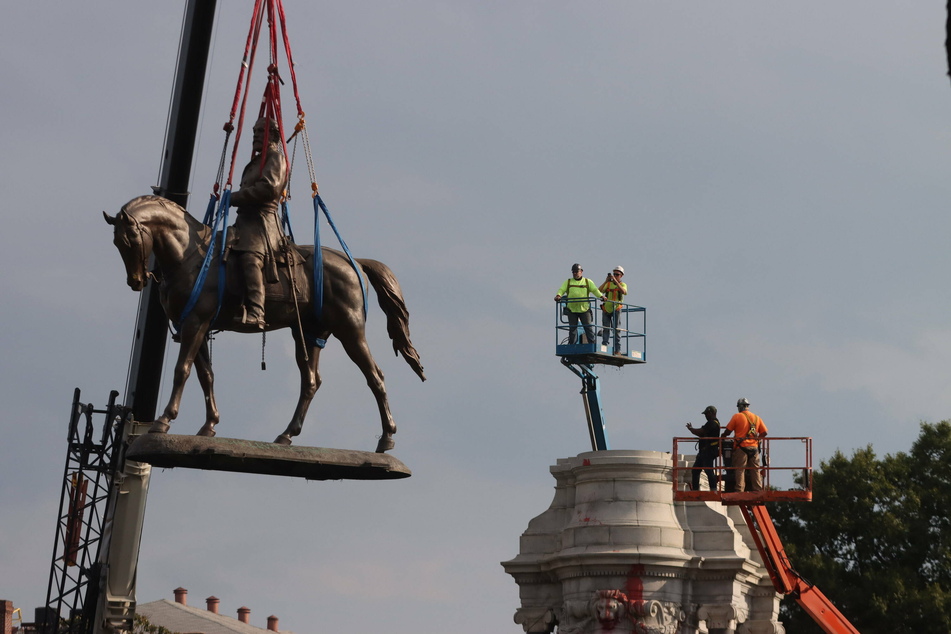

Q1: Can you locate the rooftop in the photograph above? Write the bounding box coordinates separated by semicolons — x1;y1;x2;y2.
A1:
137;599;295;634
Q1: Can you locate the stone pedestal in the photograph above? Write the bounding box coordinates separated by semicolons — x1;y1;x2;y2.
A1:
501;450;783;634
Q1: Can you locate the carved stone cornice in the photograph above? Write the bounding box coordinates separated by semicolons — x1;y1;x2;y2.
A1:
506;571;557;585
553;564;688;582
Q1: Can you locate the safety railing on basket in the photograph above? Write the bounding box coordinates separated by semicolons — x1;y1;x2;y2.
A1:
671;436;813;503
555;298;646;360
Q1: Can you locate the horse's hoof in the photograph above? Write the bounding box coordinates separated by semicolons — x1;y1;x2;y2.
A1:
148;421;170;434
274;434;293;446
375;434;395;453
196;423;216;437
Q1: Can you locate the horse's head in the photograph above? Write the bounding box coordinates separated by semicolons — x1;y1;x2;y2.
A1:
103;208;154;291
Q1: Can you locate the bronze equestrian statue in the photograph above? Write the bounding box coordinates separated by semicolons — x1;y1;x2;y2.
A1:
104;194;425;453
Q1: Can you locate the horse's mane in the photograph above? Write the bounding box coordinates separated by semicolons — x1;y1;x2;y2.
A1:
122;195;207;233
121;194;185;216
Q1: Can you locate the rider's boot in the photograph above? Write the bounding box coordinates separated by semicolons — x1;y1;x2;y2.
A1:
241;253;267;330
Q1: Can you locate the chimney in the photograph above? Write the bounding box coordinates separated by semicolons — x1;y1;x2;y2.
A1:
174;587;187;606
0;600;13;634
267;615;279;632
34;607;57;634
237;607;251;624
206;596;220;614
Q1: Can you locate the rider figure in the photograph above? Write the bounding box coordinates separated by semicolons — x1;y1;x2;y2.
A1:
229;117;288;329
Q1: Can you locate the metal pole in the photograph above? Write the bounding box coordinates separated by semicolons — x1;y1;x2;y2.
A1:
95;2;218;633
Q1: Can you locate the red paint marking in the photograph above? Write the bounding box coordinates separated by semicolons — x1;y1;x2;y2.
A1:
626;564;645;612
583;459;591;465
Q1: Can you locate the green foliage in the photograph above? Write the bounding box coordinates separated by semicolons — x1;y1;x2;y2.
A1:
132;614;178;634
771;421;951;633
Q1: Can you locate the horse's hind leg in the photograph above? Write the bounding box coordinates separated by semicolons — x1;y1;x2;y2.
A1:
194;337;220;437
338;331;396;453
274;334;322;445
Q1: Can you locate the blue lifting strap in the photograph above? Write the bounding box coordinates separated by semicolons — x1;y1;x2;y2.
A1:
280;199;295;244
312;193;367;323
175;191;232;334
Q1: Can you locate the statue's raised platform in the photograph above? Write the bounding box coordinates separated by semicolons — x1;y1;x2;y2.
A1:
502;450;783;633
126;433;411;481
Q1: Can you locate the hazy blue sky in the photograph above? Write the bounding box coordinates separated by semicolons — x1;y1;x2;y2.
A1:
2;2;950;632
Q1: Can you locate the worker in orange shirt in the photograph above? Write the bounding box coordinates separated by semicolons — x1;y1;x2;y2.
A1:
721;398;768;492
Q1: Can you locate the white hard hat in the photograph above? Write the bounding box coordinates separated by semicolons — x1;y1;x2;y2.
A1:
613;265;625;274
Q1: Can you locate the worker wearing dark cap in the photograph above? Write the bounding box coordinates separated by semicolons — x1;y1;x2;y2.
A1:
722;398;768;492
686;405;721;491
555;263;603;344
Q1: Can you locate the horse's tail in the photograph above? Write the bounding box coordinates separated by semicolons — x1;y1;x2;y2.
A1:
358;258;426;382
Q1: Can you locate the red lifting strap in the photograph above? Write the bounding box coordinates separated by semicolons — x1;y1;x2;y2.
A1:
275;0;304;119
219;0;305;190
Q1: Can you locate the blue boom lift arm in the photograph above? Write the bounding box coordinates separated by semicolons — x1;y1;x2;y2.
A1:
560;358;609;451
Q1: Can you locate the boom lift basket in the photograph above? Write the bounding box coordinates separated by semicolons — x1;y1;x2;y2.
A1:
672;435;813;504
555;300;646;367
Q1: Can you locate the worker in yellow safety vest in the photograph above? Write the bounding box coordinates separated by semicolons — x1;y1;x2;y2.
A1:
554;263;603;344
598;265;628;354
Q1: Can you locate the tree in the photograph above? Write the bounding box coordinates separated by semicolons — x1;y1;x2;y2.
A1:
132;614;178;634
770;421;951;633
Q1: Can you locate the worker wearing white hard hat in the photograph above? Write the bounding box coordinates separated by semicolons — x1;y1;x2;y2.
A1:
598;265;628;354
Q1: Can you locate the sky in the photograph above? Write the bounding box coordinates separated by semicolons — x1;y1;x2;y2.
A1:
2;2;951;632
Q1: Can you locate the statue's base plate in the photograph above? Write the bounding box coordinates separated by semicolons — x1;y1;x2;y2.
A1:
126;433;411;481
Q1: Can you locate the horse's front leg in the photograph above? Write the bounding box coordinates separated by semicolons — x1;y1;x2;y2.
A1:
150;320;209;434
338;331;395;453
274;334;322;445
194;337;220;437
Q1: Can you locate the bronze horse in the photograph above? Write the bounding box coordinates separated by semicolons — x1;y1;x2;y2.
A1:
104;195;425;452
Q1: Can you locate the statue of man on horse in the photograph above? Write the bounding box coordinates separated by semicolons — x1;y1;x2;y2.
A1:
229;116;288;330
102;3;425;453
103;194;425;453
